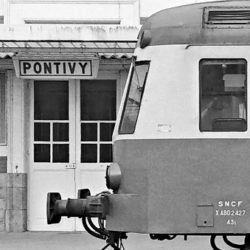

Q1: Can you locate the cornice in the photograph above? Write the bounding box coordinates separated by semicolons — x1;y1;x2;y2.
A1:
10;0;137;4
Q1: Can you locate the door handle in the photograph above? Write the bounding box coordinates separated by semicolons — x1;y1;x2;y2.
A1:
66;163;76;169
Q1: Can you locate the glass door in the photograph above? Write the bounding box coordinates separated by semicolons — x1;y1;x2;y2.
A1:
75;79;116;230
79;80;116;164
29;80;76;231
29;79;117;231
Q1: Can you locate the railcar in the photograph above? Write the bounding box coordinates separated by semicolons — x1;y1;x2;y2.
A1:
47;1;250;249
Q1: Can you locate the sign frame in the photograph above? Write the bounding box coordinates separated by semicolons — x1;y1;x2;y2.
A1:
13;55;100;80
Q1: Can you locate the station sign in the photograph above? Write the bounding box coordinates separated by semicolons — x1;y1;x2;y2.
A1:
13;57;99;79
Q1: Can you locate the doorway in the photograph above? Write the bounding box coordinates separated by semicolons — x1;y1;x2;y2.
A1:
28;79;116;231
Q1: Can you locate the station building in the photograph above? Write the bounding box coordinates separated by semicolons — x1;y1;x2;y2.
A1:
0;0;139;231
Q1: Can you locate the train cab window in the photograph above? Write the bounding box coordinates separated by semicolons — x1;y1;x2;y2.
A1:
119;61;150;134
200;59;247;132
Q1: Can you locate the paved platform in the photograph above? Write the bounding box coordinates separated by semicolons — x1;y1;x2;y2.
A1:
0;232;244;250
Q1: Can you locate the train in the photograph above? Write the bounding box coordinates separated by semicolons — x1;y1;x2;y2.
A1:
46;1;250;249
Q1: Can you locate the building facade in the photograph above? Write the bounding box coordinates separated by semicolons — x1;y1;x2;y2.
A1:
0;0;139;231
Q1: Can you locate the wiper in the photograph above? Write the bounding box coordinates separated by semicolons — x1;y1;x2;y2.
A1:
128;97;140;106
132;57;141;89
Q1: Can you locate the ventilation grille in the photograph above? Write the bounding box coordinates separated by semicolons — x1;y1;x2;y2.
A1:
204;8;250;28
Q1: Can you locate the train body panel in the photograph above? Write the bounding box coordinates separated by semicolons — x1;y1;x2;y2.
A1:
107;139;250;234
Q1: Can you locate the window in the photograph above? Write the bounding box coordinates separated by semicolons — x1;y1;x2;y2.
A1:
80;80;116;163
119;61;150;134
200;59;247;132
34;81;69;162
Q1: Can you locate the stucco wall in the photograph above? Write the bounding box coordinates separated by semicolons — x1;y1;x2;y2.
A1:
2;0;139;26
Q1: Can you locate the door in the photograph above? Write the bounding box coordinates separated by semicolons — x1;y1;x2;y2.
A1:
75;80;116;230
28;79;116;231
28;80;76;231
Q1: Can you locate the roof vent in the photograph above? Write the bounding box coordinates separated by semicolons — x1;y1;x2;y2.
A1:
204;7;250;28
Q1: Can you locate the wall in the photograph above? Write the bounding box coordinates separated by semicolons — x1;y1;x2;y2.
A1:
0;0;139;232
0;70;27;232
4;0;139;26
5;70;27;232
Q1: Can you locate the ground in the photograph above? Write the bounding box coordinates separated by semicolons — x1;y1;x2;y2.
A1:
0;232;244;250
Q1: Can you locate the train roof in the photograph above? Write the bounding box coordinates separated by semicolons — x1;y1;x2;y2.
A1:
138;1;250;47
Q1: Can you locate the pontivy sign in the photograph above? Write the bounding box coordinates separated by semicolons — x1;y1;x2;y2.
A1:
21;60;91;76
13;57;99;79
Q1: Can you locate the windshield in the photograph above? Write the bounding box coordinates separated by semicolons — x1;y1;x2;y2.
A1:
119;61;150;134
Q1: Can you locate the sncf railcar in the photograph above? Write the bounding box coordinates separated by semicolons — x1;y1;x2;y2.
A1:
47;1;250;249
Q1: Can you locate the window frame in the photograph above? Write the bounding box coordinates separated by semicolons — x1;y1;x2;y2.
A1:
80;79;116;163
33;80;70;163
199;58;247;132
119;60;150;135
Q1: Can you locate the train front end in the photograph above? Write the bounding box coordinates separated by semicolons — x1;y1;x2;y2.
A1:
47;1;250;249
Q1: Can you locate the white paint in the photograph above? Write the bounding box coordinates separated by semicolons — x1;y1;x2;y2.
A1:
0;0;4;15
218;201;243;207
0;146;7;156
114;45;250;140
7;70;25;173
